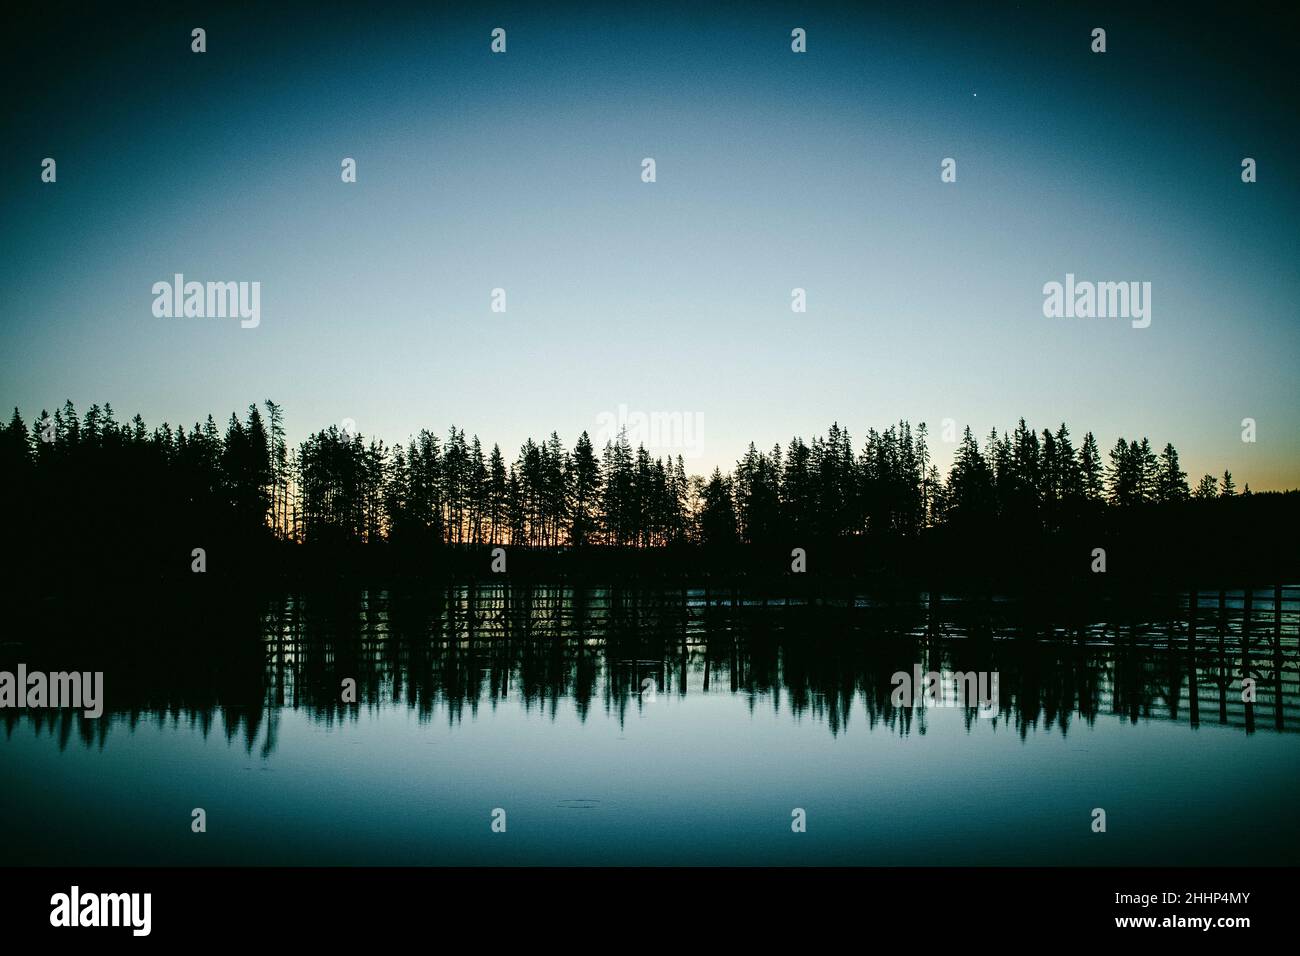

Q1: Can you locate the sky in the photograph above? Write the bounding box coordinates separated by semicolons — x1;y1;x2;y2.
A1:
2;1;1297;488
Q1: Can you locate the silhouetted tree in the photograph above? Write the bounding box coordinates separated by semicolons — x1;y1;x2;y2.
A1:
698;468;738;547
1155;443;1190;503
1079;431;1105;504
4;399;1276;584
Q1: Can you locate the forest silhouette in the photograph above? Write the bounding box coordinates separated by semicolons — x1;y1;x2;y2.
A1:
2;400;1296;591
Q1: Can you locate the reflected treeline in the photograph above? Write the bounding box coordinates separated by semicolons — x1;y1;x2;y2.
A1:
4;585;1296;754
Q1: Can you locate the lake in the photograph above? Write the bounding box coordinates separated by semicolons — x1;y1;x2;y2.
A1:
2;585;1297;866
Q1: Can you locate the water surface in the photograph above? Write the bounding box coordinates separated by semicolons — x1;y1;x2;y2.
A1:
3;586;1297;866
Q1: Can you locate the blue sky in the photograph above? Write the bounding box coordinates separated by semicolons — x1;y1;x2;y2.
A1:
2;1;1297;487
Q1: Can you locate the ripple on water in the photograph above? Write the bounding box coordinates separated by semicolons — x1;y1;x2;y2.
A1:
556;799;601;810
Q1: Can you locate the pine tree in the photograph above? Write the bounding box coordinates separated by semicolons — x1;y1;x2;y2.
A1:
1155;443;1189;502
569;431;601;546
1079;432;1104;503
698;468;737;547
1106;438;1139;506
487;443;508;544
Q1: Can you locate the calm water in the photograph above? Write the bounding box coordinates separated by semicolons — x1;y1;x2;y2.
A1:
3;586;1298;866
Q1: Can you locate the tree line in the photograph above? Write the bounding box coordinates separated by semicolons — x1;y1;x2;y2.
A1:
0;400;1257;556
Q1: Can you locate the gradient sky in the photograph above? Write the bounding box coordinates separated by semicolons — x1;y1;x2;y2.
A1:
3;1;1297;488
